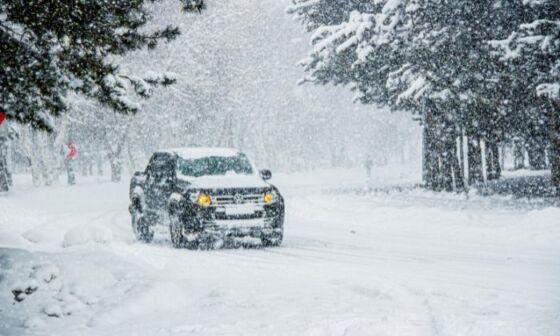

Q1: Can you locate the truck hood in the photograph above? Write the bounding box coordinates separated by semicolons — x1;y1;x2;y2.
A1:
179;173;269;190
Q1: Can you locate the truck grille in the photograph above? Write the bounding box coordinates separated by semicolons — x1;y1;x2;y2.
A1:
214;211;264;220
213;194;263;205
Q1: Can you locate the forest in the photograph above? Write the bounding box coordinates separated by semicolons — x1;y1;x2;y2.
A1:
288;0;559;195
1;0;559;197
1;0;418;190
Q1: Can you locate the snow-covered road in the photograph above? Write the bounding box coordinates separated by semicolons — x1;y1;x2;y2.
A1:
1;168;559;335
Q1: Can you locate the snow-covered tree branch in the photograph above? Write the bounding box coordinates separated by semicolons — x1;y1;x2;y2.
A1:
0;0;202;131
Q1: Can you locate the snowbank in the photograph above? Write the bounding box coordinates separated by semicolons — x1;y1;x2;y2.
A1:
62;225;113;247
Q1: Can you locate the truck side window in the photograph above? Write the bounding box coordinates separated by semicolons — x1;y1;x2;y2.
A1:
148;153;175;183
146;155;159;178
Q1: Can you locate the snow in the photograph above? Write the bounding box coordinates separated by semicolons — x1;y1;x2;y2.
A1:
523;0;553;7
519;19;560;31
180;173;269;189
214;218;266;229
169;192;185;203
537;83;560;100
166;147;240;160
31;264;60;284
1;169;559;335
223;204;263;216
62;224;113;248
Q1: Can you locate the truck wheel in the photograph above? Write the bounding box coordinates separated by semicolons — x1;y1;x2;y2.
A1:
262;231;283;247
130;203;153;243
132;214;154;243
0;170;9;192
169;212;198;249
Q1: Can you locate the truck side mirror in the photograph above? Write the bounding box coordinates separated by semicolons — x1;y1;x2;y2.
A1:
260;169;272;180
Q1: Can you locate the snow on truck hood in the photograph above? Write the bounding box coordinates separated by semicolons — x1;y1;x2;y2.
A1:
166;147;240;159
178;173;269;190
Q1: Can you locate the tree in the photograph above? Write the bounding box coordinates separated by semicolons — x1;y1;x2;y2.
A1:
0;0;202;131
290;1;496;190
287;0;377;31
491;0;560;194
290;0;558;193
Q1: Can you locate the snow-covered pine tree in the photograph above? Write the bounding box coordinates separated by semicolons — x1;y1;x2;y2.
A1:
290;0;558;192
293;1;407;110
291;1;499;191
287;0;377;32
0;0;201;131
491;0;560;194
397;1;499;188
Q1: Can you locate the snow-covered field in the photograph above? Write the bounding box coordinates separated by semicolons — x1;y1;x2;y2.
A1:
1;166;559;335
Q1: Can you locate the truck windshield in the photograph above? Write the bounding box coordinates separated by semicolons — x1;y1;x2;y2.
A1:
176;155;254;177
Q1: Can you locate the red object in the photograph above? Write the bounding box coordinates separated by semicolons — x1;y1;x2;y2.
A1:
65;143;78;160
0;112;5;125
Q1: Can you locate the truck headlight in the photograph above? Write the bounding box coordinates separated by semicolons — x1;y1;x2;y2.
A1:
196;193;212;206
263;191;274;204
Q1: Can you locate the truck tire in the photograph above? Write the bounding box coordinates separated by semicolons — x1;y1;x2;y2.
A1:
169;212;198;249
0;164;9;192
0;173;9;192
130;200;153;243
262;208;284;247
262;231;283;247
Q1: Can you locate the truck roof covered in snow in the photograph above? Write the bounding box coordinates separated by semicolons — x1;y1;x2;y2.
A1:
161;147;241;159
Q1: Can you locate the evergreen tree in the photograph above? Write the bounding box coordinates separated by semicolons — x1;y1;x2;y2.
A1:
291;1;501;190
290;0;559;194
492;0;560;193
0;0;202;131
287;0;377;32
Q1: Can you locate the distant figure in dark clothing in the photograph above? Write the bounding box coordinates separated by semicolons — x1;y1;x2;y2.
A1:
365;154;373;179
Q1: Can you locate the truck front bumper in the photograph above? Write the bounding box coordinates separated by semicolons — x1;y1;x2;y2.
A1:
181;213;283;247
181;224;282;247
178;200;284;247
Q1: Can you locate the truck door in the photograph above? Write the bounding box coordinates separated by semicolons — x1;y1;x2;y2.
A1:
145;153;177;212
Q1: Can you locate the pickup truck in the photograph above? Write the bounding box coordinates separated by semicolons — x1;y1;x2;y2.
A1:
129;147;284;248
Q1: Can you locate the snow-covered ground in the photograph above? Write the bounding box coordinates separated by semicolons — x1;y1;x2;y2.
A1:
1;166;559;335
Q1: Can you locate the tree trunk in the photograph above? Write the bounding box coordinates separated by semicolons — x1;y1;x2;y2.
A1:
467;136;484;185
65;159;76;185
42;134;57;186
440;151;453;191
109;159;122;182
485;141;494;180
527;140;547;170
492;142;501;180
109;150;122;183
0;138;9;192
452;137;465;191
30;130;46;186
96;151;104;176
485;140;501;180
103;129;126;183
500;144;506;173
458;130;465;179
107;141;123;183
423;108;440;190
440;123;462;192
126;143;137;176
513;140;525;170
547;99;560;196
422;103;465;192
